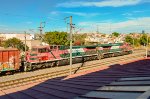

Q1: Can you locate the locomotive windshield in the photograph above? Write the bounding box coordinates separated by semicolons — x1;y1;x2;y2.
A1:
38;48;48;53
32;48;37;51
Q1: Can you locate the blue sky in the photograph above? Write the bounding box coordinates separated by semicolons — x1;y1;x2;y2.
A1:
0;0;150;33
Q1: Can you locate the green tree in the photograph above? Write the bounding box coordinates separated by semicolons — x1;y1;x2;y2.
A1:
0;39;4;47
125;36;133;44
112;32;120;37
133;38;140;47
4;37;29;51
44;31;69;45
73;33;87;45
139;34;150;46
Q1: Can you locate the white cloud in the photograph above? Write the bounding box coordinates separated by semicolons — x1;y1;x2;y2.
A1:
0;25;7;27
64;11;87;16
133;10;145;13
26;21;32;24
49;11;100;17
122;13;133;16
78;17;150;33
50;11;59;15
57;0;144;8
122;10;148;17
63;11;100;17
122;10;148;19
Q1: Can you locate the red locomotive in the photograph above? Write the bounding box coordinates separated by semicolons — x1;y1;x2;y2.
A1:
0;43;133;74
24;43;132;71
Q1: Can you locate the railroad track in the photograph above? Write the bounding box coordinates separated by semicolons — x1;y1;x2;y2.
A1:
0;49;145;78
0;51;145;90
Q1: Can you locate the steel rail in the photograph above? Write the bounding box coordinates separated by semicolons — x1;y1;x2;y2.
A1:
0;52;145;90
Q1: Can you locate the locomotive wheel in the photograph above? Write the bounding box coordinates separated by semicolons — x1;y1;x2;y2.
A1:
92;56;96;60
24;65;27;72
87;57;90;61
97;55;102;60
111;53;115;57
44;63;49;68
72;58;76;64
90;56;94;60
66;59;69;65
11;71;15;75
94;56;97;60
114;52;119;57
24;63;32;72
88;56;91;61
56;61;60;66
128;51;133;54
1;72;6;75
83;57;87;62
122;52;125;55
62;59;68;65
61;60;67;65
76;57;82;63
50;62;55;67
125;51;128;55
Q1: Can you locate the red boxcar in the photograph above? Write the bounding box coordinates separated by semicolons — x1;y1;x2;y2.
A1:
0;48;20;73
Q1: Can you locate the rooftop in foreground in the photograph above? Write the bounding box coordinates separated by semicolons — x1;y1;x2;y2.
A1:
0;58;150;99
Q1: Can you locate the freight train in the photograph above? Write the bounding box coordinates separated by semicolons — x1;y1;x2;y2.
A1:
0;43;132;74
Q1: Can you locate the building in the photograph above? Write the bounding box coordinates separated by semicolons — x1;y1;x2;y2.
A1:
0;33;34;41
0;33;42;49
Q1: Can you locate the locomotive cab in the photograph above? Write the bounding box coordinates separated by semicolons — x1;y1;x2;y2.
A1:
26;46;51;63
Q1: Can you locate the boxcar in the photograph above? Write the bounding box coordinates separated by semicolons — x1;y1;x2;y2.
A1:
0;48;20;74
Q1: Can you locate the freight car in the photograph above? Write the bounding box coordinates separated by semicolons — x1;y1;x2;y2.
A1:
0;48;20;74
23;43;132;71
0;43;132;74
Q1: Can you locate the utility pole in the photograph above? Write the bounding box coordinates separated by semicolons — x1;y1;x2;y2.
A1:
67;23;70;40
109;23;111;34
69;16;73;75
146;34;148;58
133;38;134;47
23;31;27;71
67;23;69;33
132;35;134;48
38;22;45;44
96;25;99;33
64;16;73;75
24;31;27;58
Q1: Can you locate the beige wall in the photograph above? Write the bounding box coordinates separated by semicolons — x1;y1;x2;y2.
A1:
0;33;34;40
22;40;42;49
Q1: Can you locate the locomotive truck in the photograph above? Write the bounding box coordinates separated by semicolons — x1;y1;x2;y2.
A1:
0;43;132;74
